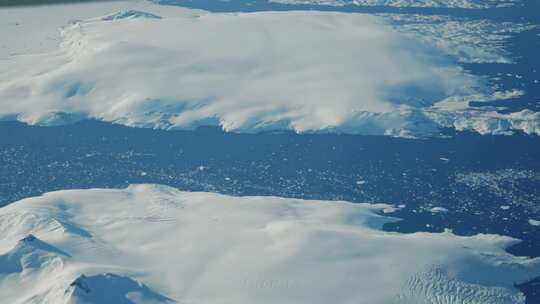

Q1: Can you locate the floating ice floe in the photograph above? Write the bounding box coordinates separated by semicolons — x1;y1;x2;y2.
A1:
529;219;540;226
430;206;449;213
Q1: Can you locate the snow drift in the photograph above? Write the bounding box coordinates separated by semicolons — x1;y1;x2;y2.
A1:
0;184;539;303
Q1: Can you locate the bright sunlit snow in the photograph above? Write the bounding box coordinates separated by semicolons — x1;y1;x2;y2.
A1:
0;184;539;303
0;2;538;137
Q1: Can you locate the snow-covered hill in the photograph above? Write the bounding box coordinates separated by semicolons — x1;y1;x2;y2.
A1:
0;184;538;303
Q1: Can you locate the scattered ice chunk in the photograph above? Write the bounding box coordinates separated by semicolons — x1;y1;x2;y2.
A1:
430;206;449;213
383;207;399;213
528;219;540;226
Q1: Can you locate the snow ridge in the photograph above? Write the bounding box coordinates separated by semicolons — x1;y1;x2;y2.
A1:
66;273;174;304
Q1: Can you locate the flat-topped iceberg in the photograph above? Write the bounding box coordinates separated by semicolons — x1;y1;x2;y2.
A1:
0;184;538;303
0;2;538;137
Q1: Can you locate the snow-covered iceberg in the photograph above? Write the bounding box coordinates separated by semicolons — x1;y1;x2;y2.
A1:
0;184;538;303
0;2;538;137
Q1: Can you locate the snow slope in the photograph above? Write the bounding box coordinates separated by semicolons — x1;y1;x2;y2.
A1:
0;2;538;137
0;184;539;303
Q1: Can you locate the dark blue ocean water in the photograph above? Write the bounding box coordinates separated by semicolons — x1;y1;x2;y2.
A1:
154;0;540;24
1;0;539;301
1;120;540;300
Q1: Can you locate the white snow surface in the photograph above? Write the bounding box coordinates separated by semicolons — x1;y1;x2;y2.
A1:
0;1;539;137
0;1;162;57
0;184;539;303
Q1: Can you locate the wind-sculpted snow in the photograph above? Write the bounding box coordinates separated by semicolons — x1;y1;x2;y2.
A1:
268;0;521;9
0;3;539;137
0;184;539;303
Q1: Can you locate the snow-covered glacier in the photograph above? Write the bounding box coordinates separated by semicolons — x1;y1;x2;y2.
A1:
0;1;538;137
0;184;538;304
